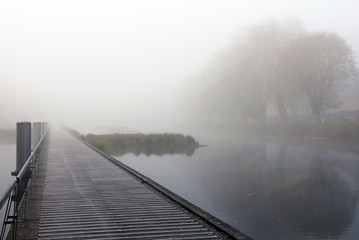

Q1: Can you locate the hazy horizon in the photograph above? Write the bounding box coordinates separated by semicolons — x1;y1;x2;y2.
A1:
1;0;359;133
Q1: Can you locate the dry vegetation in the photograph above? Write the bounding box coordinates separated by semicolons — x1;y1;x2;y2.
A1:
64;128;200;156
236;122;359;139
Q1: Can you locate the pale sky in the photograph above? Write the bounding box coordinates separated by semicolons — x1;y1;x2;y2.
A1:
1;0;358;133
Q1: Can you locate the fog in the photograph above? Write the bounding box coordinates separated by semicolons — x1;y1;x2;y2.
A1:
1;0;359;133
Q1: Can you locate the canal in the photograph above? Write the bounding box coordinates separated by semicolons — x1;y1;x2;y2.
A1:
0;143;15;237
115;130;359;240
0;144;15;197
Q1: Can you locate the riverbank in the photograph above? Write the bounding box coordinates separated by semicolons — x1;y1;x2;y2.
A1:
199;122;359;140
0;128;15;144
244;122;359;139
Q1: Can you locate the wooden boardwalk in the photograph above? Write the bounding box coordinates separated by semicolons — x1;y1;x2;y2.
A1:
11;130;250;239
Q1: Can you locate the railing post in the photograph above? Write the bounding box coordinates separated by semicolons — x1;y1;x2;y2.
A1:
33;122;41;149
16;122;31;174
41;122;48;136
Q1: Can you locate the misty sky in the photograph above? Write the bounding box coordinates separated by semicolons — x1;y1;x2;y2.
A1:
1;0;358;133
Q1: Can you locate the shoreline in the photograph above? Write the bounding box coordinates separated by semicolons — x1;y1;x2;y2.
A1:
195;122;359;140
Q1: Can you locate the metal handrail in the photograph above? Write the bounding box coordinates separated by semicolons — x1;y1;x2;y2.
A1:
0;128;49;240
0;181;16;211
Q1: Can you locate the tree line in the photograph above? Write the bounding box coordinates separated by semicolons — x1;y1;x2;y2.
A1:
199;19;358;123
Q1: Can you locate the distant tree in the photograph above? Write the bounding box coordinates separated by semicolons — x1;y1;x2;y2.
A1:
242;19;304;121
279;32;358;122
196;54;240;123
217;19;304;122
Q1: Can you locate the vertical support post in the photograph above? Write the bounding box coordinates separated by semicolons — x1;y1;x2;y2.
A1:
16;122;31;173
40;123;43;139
41;122;48;136
33;122;41;149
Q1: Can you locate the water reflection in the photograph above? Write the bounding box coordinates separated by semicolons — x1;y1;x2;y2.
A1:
0;145;15;193
278;149;356;238
117;133;359;240
106;142;198;156
199;138;358;239
0;143;16;236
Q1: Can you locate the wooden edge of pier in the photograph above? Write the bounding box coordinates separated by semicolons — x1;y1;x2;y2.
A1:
74;134;253;240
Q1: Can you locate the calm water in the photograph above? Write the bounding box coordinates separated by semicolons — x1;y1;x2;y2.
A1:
0;144;15;196
115;131;359;240
0;144;15;236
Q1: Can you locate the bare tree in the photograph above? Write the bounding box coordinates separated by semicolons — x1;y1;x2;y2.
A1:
246;19;304;121
226;19;304;122
198;19;305;123
279;32;358;122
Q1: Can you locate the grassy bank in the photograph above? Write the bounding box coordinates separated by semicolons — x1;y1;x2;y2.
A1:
235;122;359;139
193;121;359;140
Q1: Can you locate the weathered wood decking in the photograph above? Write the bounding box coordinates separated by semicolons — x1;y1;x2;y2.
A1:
11;130;250;239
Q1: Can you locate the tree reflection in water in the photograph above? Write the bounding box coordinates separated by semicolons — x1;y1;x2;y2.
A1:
107;141;198;156
276;149;356;238
200;140;357;239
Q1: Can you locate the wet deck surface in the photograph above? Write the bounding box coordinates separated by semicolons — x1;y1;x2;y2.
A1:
13;131;231;239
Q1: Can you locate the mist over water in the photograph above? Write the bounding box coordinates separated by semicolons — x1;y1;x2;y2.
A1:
0;0;358;131
0;144;15;197
118;131;359;240
1;1;359;239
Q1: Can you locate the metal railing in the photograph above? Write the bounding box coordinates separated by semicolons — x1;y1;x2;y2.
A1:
0;125;49;240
